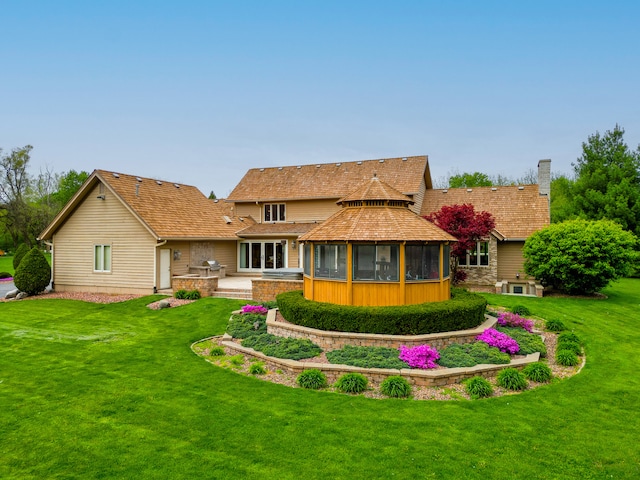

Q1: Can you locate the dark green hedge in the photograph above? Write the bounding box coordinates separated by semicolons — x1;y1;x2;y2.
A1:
276;288;487;335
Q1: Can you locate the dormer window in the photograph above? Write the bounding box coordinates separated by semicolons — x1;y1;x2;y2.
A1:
264;203;286;222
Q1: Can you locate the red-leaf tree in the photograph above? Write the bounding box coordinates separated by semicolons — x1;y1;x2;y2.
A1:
424;203;496;284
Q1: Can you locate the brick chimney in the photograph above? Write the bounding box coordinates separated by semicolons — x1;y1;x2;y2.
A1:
538;159;551;197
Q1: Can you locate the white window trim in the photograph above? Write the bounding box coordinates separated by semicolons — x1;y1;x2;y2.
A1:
264;203;286;222
94;244;111;272
459;240;489;267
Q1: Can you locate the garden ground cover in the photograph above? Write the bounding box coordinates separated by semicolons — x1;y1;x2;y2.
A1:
1;280;639;479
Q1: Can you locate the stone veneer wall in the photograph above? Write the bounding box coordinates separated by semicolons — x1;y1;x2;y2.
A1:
172;275;218;297
460;236;498;288
252;279;303;303
268;310;497;351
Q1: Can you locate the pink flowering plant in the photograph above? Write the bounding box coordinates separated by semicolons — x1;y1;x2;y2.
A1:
476;328;520;354
241;304;268;315
398;344;440;369
497;312;534;332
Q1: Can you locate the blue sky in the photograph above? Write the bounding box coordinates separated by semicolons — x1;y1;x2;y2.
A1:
2;0;639;196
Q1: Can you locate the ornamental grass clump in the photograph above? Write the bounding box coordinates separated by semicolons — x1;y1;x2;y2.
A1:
398;344;440;369
334;373;368;394
297;369;327;390
380;376;412;398
545;319;567;332
523;362;553;383
497;368;528;391
241;304;268;315
496;312;534;332
476;328;519;355
464;376;494;399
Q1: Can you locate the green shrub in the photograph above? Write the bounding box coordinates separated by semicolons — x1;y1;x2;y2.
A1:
175;289;201;300
326;345;407;369
297;369;327;389
438;342;511;368
334;373;368;394
464;376;493;399
13;247;51;295
510;305;531;316
276;288;487;335
248;362;266;375
556;350;579;366
523;362;553;383
496;326;547;357
226;313;267;339
209;346;225;356
12;243;29;270
545;319;566;332
380;376;412;398
0;271;12;279
241;333;322;360
523;219;636;295
558;332;581;346
496;368;528;391
557;340;581;356
229;354;244;366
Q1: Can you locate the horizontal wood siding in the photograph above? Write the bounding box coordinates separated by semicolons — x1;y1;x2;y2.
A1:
53;184;156;293
211;241;238;273
165;241;190;276
234;203;260;218
286;199;340;222
497;241;526;281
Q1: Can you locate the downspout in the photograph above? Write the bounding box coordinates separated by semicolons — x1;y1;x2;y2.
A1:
154;240;168;293
44;240;54;290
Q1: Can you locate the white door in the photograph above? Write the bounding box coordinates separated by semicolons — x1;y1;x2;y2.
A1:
160;249;171;289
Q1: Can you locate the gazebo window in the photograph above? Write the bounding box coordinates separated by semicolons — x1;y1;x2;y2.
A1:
405;245;440;280
443;244;451;278
314;244;346;279
303;243;311;275
353;244;399;281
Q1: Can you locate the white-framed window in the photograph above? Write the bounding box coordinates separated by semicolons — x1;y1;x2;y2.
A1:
264;203;286;222
459;241;489;267
94;244;111;272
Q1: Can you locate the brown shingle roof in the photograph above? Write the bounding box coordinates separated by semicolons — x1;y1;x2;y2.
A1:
39;170;255;241
299;176;456;243
420;185;550;239
227;155;430;202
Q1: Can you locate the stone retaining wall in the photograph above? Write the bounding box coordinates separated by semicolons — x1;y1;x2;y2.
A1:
252;279;303;303
220;334;539;387
267;309;497;351
172;275;218;297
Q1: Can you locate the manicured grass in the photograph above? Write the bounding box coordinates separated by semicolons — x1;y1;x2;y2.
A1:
0;253;51;276
1;281;640;479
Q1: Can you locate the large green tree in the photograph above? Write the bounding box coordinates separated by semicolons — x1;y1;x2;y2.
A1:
572;125;640;235
448;172;493;188
0;145;33;246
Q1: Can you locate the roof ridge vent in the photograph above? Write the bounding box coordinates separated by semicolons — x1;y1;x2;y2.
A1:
491;187;498;191
316;164;321;168
112;173;120;178
135;177;142;182
278;167;283;170
379;159;385;163
296;166;302;169
223;215;232;224
402;157;408;161
518;186;525;190
357;161;362;165
156;180;162;185
174;183;180;188
467;188;472;192
442;189;448;193
259;168;265;172
336;163;341;166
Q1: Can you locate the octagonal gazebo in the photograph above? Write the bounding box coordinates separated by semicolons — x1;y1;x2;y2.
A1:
298;175;457;307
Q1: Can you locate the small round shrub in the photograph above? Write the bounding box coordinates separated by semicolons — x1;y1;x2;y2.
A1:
297;369;327;390
556;350;579;366
511;305;531;316
249;362;266;375
545;319;566;332
523;362;553;383
496;368;528;391
558;332;581;345
209;346;225;356
334;373;368;394
380;376;412;398
464;376;493;399
13;247;51;295
12;243;29;270
557;340;581;356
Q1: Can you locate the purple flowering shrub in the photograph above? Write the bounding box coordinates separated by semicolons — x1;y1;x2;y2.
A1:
398;344;440;369
497;312;534;332
241;304;268;315
476;328;520;354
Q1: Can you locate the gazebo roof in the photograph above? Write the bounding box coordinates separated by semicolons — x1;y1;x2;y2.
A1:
299;176;457;243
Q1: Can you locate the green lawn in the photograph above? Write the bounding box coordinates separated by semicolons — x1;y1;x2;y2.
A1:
0;253;52;276
1;281;639;479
